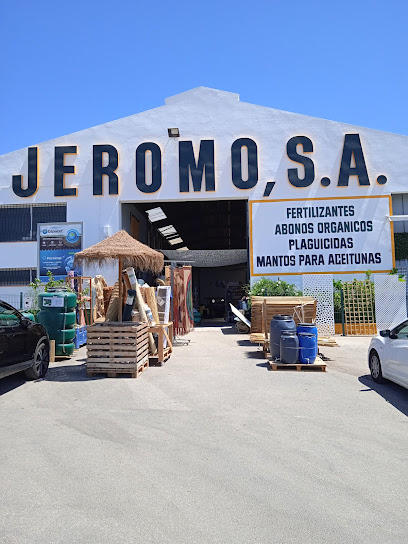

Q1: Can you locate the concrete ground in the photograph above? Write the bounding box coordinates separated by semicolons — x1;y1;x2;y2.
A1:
0;326;407;544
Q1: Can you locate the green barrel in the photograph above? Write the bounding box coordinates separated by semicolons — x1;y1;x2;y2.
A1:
37;289;77;357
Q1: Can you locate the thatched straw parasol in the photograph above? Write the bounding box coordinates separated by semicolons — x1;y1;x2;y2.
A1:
74;230;164;321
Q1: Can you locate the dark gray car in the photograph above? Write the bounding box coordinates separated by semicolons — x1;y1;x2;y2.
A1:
0;300;49;380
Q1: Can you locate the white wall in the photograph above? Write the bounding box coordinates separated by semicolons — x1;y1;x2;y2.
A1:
1;242;37;268
1;86;407;288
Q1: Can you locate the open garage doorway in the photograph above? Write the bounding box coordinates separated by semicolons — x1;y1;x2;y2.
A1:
121;199;248;323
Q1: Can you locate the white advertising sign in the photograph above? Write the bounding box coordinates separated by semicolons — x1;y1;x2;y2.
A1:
42;296;65;308
250;196;394;276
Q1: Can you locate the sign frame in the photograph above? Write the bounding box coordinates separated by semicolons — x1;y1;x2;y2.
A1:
249;195;395;277
37;222;83;282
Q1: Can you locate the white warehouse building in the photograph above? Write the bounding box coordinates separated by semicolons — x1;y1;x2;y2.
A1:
0;87;407;309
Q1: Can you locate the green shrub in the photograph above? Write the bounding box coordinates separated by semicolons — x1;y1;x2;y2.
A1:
248;278;302;298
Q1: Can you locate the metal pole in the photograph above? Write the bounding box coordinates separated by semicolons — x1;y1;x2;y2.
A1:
118;259;123;322
170;262;175;327
405;259;408;318
340;288;346;336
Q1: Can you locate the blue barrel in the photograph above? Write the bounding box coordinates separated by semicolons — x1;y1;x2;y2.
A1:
297;323;318;359
280;331;299;364
298;332;317;364
270;315;297;360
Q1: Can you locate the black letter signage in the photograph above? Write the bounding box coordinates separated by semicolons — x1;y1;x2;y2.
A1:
287;136;315;188
136;142;162;193
54;146;77;196
179;140;215;192
337;134;370;186
231;138;258;189
12;147;38;197
93;145;119;195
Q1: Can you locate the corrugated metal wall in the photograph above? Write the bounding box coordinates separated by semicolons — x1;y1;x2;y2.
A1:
391;194;408;233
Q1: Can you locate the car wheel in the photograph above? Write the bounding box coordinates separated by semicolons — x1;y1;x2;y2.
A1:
24;341;50;380
369;350;384;383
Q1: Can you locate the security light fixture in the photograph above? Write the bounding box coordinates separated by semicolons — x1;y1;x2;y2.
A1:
168;128;180;138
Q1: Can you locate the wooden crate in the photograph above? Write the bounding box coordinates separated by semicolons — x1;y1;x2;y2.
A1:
250;296;317;334
148;322;173;365
149;346;172;366
86;322;149;378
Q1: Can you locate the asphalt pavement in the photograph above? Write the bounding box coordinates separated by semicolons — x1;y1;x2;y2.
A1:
0;326;407;544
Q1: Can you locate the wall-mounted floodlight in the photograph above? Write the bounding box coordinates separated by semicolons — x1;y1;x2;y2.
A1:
167;128;180;138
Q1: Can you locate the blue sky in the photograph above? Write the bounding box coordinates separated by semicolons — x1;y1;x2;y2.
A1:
0;0;406;155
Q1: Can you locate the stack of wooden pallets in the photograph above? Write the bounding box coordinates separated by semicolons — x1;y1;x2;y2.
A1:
250;296;317;333
86;322;149;378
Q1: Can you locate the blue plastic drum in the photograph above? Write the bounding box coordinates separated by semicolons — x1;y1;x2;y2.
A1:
297;323;318;357
298;332;317;364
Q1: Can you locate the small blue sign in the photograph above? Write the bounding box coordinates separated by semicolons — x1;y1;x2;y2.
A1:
38;223;83;281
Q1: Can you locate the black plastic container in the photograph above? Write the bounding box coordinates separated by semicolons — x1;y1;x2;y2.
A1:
280;331;299;364
122;289;136;322
269;315;297;359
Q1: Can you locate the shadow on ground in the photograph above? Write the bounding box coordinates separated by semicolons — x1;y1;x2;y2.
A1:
359;374;408;417
220;327;241;335
246;351;265;359
198;320;228;328
256;361;271;370
236;339;252;347
45;363;90;382
0;373;26;395
45;361;160;381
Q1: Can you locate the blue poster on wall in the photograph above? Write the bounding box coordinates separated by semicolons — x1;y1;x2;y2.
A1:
38;223;83;281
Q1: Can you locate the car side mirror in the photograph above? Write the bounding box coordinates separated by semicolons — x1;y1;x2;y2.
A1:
20;317;31;328
380;329;390;337
390;333;399;340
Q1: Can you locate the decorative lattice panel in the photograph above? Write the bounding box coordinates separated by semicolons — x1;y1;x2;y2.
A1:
374;275;407;333
302;274;335;336
343;280;375;335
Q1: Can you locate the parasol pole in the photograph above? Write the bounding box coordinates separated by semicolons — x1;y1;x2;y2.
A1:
118;258;123;322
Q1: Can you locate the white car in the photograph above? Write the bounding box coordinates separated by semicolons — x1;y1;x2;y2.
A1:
368;321;408;389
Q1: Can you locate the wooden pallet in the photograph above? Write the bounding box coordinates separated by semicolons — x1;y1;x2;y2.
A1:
318;337;339;347
249;333;266;343
86;322;149;377
269;356;327;372
149;347;172;366
86;356;148;378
